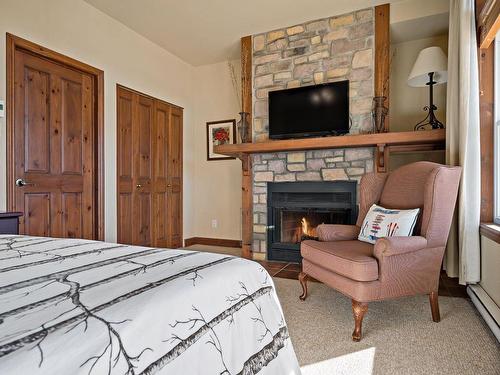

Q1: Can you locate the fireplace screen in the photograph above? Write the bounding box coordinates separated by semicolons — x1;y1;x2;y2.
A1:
267;181;357;262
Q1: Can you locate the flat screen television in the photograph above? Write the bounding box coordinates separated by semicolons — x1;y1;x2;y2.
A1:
268;80;349;139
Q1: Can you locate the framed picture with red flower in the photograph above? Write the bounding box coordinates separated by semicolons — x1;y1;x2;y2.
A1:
206;119;236;161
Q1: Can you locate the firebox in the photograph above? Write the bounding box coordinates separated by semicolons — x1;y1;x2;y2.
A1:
267;181;357;262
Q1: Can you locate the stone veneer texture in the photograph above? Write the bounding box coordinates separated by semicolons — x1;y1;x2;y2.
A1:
251;8;376;255
252;7;375;141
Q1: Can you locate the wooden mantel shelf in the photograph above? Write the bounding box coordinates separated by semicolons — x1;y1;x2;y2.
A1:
214;129;445;157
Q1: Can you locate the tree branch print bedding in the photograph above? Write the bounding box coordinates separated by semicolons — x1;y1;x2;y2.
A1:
0;236;300;375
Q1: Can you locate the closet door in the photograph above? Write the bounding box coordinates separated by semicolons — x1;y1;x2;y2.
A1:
133;95;154;246
117;87;134;244
117;85;182;248
117;87;153;246
153;101;170;248
167;107;183;248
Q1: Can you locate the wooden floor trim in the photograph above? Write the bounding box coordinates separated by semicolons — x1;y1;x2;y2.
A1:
184;237;242;248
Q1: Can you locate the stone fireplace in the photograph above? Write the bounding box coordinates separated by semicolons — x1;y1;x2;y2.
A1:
250;7;376;259
252;148;372;256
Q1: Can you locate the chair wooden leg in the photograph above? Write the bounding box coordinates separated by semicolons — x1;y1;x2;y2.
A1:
299;272;308;301
352;300;368;342
429;291;440;322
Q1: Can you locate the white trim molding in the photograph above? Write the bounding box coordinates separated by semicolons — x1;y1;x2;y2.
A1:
493;33;500;225
467;285;500;342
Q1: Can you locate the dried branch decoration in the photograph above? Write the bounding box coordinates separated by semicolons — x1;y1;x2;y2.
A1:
227;61;242;112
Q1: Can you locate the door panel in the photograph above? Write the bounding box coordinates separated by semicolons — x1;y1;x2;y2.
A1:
119;193;133;245
117;88;134;244
153;101;170;247
138;97;153;180
61;78;83;175
133;95;153;245
168;107;183;248
137;193;151;246
118;87;154;246
13;49;95;239
24;67;50;173
62;192;82;238
117;86;182;248
154;192;168;243
24;193;50;236
118;92;133;179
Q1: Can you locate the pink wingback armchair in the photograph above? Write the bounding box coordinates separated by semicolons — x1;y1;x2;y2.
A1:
298;161;462;341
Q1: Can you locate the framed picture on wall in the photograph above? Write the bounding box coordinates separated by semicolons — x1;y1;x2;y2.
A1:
206;119;236;161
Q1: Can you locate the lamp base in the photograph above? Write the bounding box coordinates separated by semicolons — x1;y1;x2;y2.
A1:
414;72;445;131
414;105;445;130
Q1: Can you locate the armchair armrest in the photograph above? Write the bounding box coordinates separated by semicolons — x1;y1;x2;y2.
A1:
317;224;360;242
373;236;428;259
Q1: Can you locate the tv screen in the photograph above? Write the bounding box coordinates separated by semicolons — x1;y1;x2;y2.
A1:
268;80;349;139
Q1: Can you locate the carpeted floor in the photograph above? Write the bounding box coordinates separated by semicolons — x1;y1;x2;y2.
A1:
273;278;500;375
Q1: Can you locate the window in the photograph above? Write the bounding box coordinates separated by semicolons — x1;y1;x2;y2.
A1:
495;33;500;224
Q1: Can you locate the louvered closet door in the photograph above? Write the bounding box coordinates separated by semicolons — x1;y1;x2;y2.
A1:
117;86;182;248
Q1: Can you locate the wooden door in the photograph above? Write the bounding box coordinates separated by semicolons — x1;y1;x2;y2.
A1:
152;101;171;248
134;95;154;245
12;49;95;239
117;86;182;247
167;107;183;248
117;87;153;246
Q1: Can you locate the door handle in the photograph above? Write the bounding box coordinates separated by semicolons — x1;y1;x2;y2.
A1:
15;178;35;187
167;184;172;188
136;184;142;189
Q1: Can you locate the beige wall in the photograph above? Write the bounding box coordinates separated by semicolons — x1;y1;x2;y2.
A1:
390;34;448;132
390;0;449;24
388;35;448;169
191;61;242;240
0;0;196;241
480;236;500;308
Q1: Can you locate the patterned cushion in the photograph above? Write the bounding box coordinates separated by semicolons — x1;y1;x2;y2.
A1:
358;204;420;244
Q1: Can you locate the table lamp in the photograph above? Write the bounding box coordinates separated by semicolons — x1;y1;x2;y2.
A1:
407;46;448;130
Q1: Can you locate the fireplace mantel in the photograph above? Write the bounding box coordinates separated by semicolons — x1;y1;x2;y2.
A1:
219;128;445;260
214;129;445;158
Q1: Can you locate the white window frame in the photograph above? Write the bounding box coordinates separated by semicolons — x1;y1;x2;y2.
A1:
494;34;500;225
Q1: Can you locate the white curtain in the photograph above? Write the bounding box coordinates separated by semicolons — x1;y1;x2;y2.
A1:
445;0;481;284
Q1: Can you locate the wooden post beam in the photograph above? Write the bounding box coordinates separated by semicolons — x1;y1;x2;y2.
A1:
374;4;390;172
241;154;253;259
240;36;253;259
241;36;253;141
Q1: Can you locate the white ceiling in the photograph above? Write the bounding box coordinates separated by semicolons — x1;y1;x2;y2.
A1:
84;0;406;66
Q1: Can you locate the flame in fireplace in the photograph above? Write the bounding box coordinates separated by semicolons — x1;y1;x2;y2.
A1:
301;217;317;238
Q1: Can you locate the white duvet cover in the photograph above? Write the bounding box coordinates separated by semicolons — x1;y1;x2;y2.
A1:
0;235;300;375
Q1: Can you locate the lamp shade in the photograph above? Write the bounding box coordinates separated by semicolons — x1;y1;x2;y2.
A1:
407;46;448;87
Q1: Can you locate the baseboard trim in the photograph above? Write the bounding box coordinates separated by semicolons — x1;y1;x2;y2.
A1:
184;237;242;248
467;285;500;343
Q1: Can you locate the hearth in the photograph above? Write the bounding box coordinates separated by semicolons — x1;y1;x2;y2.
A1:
267;181;357;262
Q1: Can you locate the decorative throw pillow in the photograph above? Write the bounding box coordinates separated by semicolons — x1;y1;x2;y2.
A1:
358;204;420;244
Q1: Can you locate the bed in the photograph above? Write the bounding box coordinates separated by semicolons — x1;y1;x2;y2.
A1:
0;235;300;375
